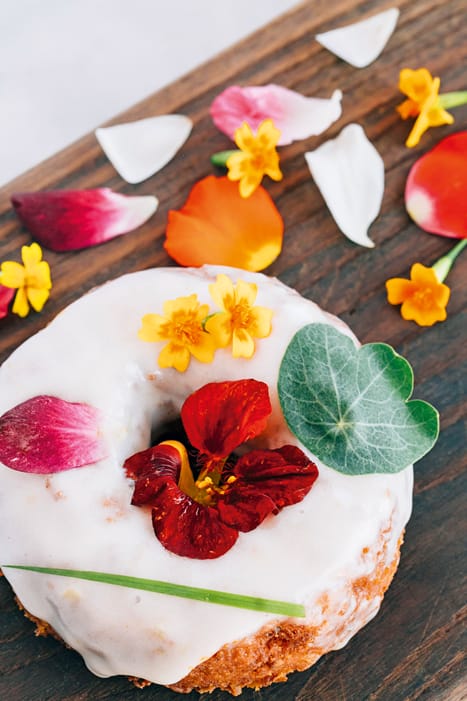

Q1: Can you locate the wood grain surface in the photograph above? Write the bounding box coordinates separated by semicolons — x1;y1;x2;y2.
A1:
0;0;466;699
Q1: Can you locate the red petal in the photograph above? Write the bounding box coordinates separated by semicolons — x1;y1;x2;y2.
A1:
0;286;15;318
11;188;158;251
405;131;467;239
0;395;107;473
125;444;238;559
181;379;272;458
217;445;318;531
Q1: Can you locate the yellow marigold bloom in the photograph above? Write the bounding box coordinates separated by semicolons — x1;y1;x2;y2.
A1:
0;242;52;318
227;119;283;198
206;274;273;358
397;68;454;147
386;263;450;326
139;294;216;372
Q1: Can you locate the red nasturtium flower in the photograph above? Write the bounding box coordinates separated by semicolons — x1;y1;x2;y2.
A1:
124;379;318;559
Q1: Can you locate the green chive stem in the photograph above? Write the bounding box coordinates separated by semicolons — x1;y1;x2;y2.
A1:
3;565;305;618
438;91;467;110
432;239;467;282
211;150;238;168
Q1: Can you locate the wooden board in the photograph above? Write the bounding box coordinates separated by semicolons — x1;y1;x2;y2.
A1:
0;0;466;699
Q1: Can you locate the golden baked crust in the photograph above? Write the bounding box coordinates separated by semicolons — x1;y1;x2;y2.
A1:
8;527;403;696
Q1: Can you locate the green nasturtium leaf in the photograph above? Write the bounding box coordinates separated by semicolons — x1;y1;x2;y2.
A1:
278;323;439;475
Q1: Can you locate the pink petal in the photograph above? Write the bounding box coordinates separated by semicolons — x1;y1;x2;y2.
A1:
210;84;342;146
0;395;107;473
405;131;467;239
0;286;15;318
11;188;158;251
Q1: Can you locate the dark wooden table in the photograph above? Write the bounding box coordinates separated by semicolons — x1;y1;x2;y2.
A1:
0;1;466;699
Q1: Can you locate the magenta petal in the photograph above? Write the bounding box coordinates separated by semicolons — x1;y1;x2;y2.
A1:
0;395;107;473
11;188;158;251
0;286;15;318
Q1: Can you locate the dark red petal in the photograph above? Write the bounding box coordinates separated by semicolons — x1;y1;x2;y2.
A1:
216;486;276;532
181;379;272;458
152;483;238;559
11;188;157;251
124;444;182;506
125;443;238;559
405;131;467;239
0;286;15;318
217;445;318;531
0;395;107;473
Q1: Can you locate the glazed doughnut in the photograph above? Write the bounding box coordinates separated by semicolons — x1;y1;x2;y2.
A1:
0;266;412;694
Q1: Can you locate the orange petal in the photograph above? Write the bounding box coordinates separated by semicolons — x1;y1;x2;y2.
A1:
385;277;414;304
410;262;438;284
400;299;447;326
165;176;283;271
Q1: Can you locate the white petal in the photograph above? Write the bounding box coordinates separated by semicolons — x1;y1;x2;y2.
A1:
96;115;192;184
280;89;343;144
315;8;399;68
305;124;384;248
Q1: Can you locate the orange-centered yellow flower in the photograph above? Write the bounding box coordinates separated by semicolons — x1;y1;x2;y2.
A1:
205;274;273;358
0;242;52;318
139;294;216;372
226;119;283;198
397;68;454;147
386;263;450;326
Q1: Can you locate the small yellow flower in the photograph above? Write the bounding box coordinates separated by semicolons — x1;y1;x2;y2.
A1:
386;263;450;326
139;294;216;372
0;243;52;317
226;119;283;198
205;274;272;358
397;68;454;147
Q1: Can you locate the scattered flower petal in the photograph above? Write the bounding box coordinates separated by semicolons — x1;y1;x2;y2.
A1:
125;380;318;559
226;119;282;198
0;286;15;319
206;274;273;358
405;131;467;238
95;115;192;184
397;68;454;147
315;8;399;68
386;262;450;326
11;189;158;251
305;123;384;247
0;243;52;317
164;176;283;271
211;84;342;145
0;396;107;473
138;294;216;373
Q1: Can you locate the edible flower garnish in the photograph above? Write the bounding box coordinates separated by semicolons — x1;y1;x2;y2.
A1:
124;380;318;559
386;240;466;326
213;119;283;198
0;395;107;473
11;189;158;251
139;294;216;372
0;286;15;319
165;176;283;271
206;274;273;358
210;84;342;145
405;131;467;239
0;243;51;317
397;68;467;147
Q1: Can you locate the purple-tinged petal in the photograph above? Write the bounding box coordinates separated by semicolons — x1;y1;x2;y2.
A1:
0;395;107;473
0;286;15;318
11;188;158;251
210;84;342;145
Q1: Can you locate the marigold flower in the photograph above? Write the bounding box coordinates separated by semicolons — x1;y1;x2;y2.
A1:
205;274;273;358
138;294;216;372
397;68;454;147
226;119;283;198
0;243;52;317
386;263;450;326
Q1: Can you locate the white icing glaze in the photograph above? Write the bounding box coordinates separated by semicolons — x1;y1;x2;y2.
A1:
0;266;412;685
